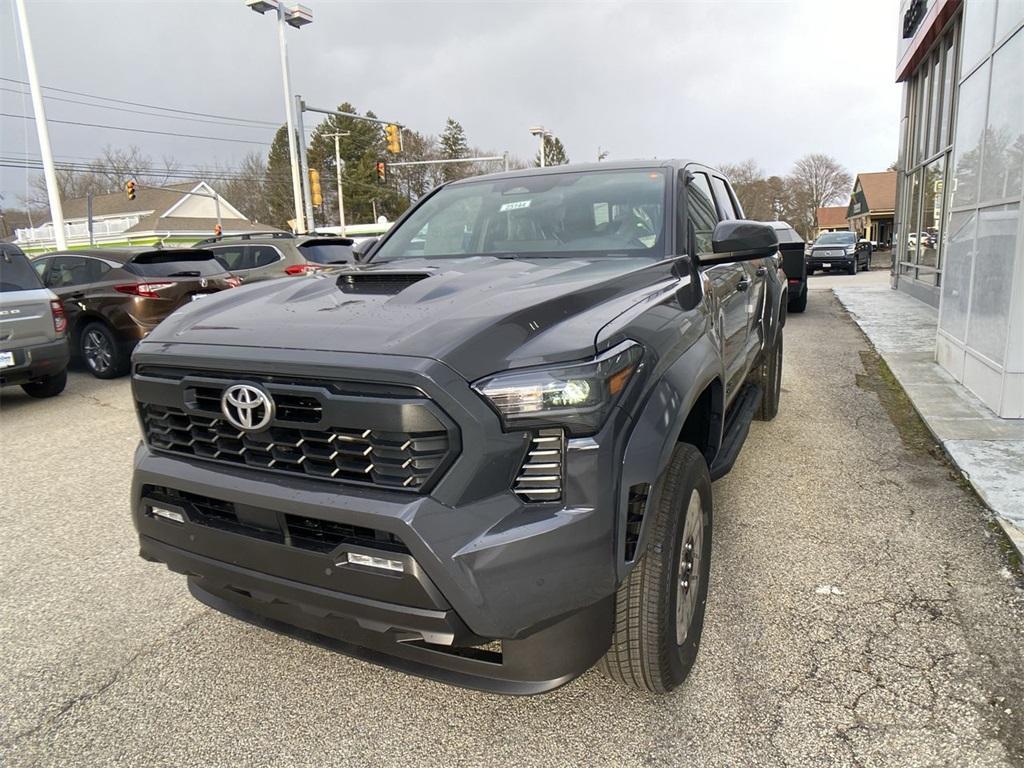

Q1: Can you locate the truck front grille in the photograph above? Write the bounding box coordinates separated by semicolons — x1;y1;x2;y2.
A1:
513;428;564;503
141;403;449;491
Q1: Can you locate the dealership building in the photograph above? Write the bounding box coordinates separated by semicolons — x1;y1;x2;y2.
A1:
894;0;1024;418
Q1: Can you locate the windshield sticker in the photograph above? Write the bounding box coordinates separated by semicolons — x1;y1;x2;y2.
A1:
499;200;531;212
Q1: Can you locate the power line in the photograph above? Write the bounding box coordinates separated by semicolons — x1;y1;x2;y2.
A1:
0;86;279;132
0;112;274;146
0;76;280;127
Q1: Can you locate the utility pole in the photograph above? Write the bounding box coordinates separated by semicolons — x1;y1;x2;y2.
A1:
326;132;350;235
14;0;67;249
87;192;94;245
529;126;552;169
294;94;315;231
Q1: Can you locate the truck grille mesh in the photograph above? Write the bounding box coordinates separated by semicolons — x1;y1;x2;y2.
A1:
141;403;449;491
513;428;564;503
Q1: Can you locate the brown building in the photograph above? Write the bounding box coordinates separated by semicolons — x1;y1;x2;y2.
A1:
847;171;897;247
815;206;848;237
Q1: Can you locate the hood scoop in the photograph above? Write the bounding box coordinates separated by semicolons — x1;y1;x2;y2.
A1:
336;270;432;295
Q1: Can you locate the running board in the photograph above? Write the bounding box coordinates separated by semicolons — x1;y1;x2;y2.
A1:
709;383;762;481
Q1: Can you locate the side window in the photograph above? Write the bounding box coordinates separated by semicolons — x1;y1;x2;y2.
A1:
46;256;90;288
710;176;737;220
687;172;719;255
33;258;50;279
82;258;110;283
249;246;280;269
210;246;247;271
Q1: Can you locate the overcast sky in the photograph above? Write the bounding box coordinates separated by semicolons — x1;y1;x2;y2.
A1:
1;0;902;208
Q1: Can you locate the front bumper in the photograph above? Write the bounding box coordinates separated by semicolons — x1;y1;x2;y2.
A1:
0;337;70;386
807;253;854;271
130;344;625;692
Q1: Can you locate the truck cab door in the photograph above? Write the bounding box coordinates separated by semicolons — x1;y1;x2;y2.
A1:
684;170;749;406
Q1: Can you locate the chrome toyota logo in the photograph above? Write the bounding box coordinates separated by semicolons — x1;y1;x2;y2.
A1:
221;384;274;431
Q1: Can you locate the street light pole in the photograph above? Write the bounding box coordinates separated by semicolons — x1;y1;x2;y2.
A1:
276;3;305;233
529;126;550;168
327;132;349;235
14;0;67;249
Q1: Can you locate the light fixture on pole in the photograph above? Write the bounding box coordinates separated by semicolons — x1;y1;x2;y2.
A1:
529;126;552;168
246;0;312;232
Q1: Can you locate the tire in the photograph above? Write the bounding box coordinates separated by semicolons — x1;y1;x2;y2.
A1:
847;258;857;275
21;368;67;398
80;322;127;379
598;443;712;693
862;253;870;271
788;286;808;314
754;331;783;421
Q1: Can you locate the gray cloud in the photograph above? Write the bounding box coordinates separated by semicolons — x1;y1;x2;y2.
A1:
1;0;901;205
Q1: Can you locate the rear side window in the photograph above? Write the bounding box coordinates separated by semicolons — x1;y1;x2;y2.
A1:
710;177;738;220
300;241;354;265
44;256;104;288
210;245;282;271
127;250;227;277
0;249;44;291
250;245;281;268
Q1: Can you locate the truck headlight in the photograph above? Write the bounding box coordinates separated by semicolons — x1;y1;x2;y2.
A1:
473;341;643;436
845;246;856;256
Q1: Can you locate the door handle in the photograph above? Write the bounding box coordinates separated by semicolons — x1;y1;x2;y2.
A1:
736;278;751;292
755;266;768;277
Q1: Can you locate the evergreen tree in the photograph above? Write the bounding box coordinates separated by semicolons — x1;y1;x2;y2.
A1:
535;135;569;167
439;118;470;181
265;125;297;229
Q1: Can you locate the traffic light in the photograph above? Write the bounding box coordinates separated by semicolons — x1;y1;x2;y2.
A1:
385;123;401;154
125;180;136;201
309;168;322;207
376;160;387;184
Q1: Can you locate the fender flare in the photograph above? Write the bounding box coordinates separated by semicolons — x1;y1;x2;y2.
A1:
615;334;723;580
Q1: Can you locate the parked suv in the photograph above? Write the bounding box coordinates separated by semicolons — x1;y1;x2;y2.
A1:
195;232;355;283
33;247;238;379
0;243;69;397
131;161;786;695
806;231;871;275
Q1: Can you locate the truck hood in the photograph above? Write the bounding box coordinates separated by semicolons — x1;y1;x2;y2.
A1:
145;256;677;380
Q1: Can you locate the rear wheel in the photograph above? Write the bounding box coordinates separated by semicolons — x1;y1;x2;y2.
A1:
755;332;783;421
21;369;67;398
80;322;127;379
598;443;712;693
789;286;807;313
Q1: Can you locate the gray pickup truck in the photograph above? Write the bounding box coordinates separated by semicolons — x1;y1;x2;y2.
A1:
130;161;786;695
0;243;69;398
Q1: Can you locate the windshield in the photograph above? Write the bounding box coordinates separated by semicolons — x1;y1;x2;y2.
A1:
373;169;668;261
0;249;45;292
127;250;228;277
300;241;354;264
815;232;856;246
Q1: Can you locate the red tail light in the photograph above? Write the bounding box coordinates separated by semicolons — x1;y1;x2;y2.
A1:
114;282;175;298
788;278;801;285
50;300;67;334
226;276;242;288
284;264;323;276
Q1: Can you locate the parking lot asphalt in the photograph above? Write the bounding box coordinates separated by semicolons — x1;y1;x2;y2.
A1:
2;286;1022;767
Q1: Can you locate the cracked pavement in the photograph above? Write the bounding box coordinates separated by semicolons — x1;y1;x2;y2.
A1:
1;289;1022;767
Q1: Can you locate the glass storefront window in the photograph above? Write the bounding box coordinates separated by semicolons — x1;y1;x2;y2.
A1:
918;157;947;285
928;53;943;157
951;61;991;209
995;0;1024;42
961;0;997;75
939;210;977;341
980;28;1023;203
940;37;957;150
917;65;931;165
905;170;923;273
965;203;1020;364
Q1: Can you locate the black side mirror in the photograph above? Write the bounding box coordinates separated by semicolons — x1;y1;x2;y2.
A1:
351;237;379;263
703;220;778;265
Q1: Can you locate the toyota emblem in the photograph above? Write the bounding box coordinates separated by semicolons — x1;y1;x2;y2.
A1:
221;384;274;431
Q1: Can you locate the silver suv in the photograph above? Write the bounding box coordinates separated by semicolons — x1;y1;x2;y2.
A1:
195;232;355;283
0;243;70;398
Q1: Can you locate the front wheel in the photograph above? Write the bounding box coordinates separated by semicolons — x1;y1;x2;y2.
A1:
598;443;713;694
21;369;67;398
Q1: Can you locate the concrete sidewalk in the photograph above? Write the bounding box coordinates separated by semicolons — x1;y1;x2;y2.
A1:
831;282;1024;559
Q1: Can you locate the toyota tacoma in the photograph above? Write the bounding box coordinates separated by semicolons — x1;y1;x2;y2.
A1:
131;160;786;695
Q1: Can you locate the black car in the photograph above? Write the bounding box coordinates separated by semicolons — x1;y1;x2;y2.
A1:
130;161;787;695
806;231;871;275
